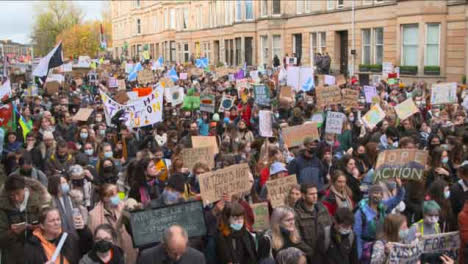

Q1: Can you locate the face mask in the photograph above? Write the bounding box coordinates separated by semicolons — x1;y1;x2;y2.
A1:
20;168;32;176
326;140;334;146
103;166;113;173
93;240;113;253
399;229;409;240
162;190;181;205
95;117;102;123
72;179;85;187
349;117;355;122
425;215;439;225
371;196;382;205
339;228;352;235
80;133;88;139
442;157;449;164
85;149;94;156
61;183;70;194
230;223;243;231
104;151;113;158
99;130;106;137
280;226;291;237
275;113;279;118
109;195;120;206
444;190;450;199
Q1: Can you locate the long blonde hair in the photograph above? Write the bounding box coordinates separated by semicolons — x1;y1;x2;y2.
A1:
270;206;301;250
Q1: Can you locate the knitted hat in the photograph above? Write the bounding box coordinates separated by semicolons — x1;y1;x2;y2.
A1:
368;184;383;194
423;200;441;214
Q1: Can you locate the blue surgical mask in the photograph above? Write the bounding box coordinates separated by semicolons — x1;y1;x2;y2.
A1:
61;183;70;194
85;149;94;156
442;157;449;164
80;133;88;139
104;151;113;158
110;195;120;206
444;190;450;199
230;223;243;231
162;190;180;205
99;130;106;137
399;229;409;240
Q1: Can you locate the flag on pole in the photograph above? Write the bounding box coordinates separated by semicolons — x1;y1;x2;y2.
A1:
32;42;63;77
195;57;208;68
168;67;179;82
153;56;164;70
100;24;107;50
127;63;143;81
301;76;315;91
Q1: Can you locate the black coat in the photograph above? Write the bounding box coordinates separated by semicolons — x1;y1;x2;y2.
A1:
315;225;359;264
257;229;312;262
24;228;93;264
138;244;206;264
79;245;125;264
215;227;257;264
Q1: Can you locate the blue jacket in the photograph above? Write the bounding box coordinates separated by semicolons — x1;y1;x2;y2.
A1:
287;151;326;191
353;186;405;258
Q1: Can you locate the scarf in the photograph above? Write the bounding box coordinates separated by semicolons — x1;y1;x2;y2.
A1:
139;180;156;206
32;229;69;264
330;185;353;210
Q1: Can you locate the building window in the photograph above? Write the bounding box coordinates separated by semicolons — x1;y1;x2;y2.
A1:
183;8;188;29
137;18;141;34
261;0;268;16
363;0;373;4
170;9;175;29
273;0;281;15
236;0;242;21
164;9;169;30
337;0;344;8
245;0;253;20
425;23;440;66
374;27;383;64
184;43;190;62
235;37;242;65
362;27;383;64
305;0;312;12
136;0;140;8
203;42;211;61
362;29;371;64
320;32;326;52
327;0;334;10
261;36;268;66
297;0;304;14
170;41;176;62
198;7;202;29
311;33;317;55
402;24;418;66
272;35;282;59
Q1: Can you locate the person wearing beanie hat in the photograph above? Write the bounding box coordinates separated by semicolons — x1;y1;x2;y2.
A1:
354;178;406;259
150;173;187;208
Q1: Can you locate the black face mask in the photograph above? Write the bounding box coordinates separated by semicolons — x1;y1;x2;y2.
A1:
93;240;113;253
72;179;85;187
20;168;32;176
280;226;291;237
103;166;114;173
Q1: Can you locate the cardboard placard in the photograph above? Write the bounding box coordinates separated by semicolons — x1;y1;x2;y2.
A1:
282;123;319;148
265;174;298;208
259;110;273;137
117;79;126;91
192;136;219;154
137;69;155;85
362;104;386;129
342;89;359;108
180;72;188;80
198;163;251;205
108;77;118;88
394;98;419;120
130;201;206;248
325;111;345;135
431;82;457;105
316;86;342;108
364;85;378;103
190;68;204;76
114;90;130;104
324;75;336;85
73;108;94;122
251;203;270;232
374;149;428;182
159;77;174;88
181;146;215;170
45;81;60;95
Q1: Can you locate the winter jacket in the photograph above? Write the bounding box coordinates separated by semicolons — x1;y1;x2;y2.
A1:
257;229;313;262
0;177;51;264
44;153;76;176
459;202;468;264
288;151;326;191
354;186;405;258
79;245;125;264
450;179;468;217
215;227;257;264
10;167;48;187
138;244;206;264
316;225;359;264
294;199;332;257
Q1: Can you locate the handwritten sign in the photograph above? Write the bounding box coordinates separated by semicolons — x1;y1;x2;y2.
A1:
73;108;94;122
394;98;419;120
266;174;298;207
137;69;155;85
324;75;336;85
251;203;270;231
316;86;342;108
180;72;188;80
364;85;378;103
282;123;319;148
431;82;457;105
387;242;421;264
325;111;345;135
362;104;385;129
198;163;251;205
117;79;126;91
159;77;174;88
254;85;271;106
259;110;273;137
130;201;206;247
181;147;214;170
192;136;219;154
374;149;428;182
342;89;359;108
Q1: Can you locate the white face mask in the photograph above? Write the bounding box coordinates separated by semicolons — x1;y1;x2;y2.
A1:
425;215;439;225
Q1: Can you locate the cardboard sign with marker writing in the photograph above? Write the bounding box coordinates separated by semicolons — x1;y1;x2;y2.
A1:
159;77;174;88
117;79;126;91
73;108;94;122
394;98;419;120
316;86;342;108
45;81;60;95
114;90;130;104
282;123;319;148
374;149;428;182
192;136;219;154
191;68;204;76
137;69;155;85
251;203;270;231
198;163;251;205
266;174;298;207
181;147;215;170
341;89;359;108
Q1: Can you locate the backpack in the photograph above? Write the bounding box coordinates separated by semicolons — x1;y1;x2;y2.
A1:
323;225;354;251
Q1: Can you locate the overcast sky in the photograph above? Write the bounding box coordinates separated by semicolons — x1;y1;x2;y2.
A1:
0;1;104;44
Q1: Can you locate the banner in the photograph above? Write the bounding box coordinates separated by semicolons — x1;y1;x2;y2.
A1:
198;163;251;205
431;82;457;105
266;174;298;207
341;89;359;108
374;149;428;182
259;110;273;137
316;86;342;108
394;98;419;120
181;147;215;170
282;122;319;148
364;85;378;103
325;111;345;135
200;94;215;113
254;84;271;107
362;104;385;129
100;84;163;128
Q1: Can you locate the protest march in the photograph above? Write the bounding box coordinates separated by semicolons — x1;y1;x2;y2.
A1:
2;40;468;264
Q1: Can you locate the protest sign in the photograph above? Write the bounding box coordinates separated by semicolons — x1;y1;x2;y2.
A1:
282;123;319;148
165;86;184;106
159;77;174;88
180;72;188;80
100;84;163;128
200;94;215;113
325;111;345;135
218;95;234;112
259;110;273;137
286;67;314;91
394;98;419;120
382;62;394;78
266;174;298;207
117;79;126;91
190;68;204;76
387;242;421;264
316;86;342;108
254;84;270;106
371;74;382;86
130;201;206;248
324;75;336;85
62;63;72;72
251;203;270;232
125;63;134;74
198;163;251;205
108;77;118;88
341;89;359;108
374;149;428;182
73;108;94;122
192;136;219;154
45;81;60;95
181;147;214;170
431;82;457;105
250;70;259;81
362;104;385;129
364;85;378;103
114;90;130;104
137;69;155;85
